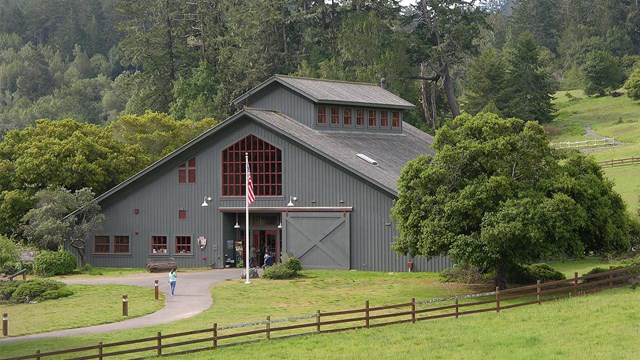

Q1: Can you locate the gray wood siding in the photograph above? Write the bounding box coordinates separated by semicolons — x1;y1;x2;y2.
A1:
251;87;315;127
89;121;450;272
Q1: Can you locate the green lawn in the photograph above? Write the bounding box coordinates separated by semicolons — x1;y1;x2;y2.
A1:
0;263;629;358
550;90;640;214
0;284;163;336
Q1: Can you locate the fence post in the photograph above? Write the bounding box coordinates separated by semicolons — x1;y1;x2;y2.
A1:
536;280;541;305
154;280;159;300
2;313;7;337
609;266;613;289
266;316;271;340
35;350;40;360
213;323;218;349
157;331;162;356
495;287;500;313
411;298;416;323
98;342;103;360
455;297;459;319
573;272;578;297
316;310;321;333
122;294;128;317
365;300;370;328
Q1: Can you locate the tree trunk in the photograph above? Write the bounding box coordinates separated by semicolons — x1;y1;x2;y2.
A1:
441;62;460;118
420;62;433;128
71;242;87;266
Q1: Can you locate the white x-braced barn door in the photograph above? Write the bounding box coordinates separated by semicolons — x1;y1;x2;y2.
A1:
282;212;350;270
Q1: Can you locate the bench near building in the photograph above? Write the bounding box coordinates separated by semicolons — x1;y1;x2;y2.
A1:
84;75;452;272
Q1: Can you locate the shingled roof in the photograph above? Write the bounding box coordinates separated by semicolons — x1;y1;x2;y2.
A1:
244;108;433;195
233;75;414;109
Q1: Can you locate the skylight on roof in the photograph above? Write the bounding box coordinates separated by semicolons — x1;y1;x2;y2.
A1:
357;153;378;166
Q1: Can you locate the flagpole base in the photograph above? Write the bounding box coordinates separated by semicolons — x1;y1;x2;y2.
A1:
244;281;251;284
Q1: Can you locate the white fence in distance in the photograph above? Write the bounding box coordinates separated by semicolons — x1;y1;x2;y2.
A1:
550;138;616;149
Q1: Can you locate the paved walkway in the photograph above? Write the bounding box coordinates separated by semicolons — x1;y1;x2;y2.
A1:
0;268;244;344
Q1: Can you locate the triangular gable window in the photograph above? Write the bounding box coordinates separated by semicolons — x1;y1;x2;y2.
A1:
222;135;282;197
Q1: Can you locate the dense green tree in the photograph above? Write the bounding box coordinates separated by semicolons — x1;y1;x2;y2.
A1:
22;187;104;265
502;33;555;123
511;0;561;53
391;113;631;288
624;68;640;100
463;47;507;115
582;51;624;96
107;111;218;163
410;0;487;128
0;233;19;270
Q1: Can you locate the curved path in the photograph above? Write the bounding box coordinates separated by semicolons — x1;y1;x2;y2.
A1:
0;268;243;344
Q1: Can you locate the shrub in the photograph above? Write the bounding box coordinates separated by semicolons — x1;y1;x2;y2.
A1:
0;235;19;271
10;279;65;303
262;263;296;279
0;281;21;301
38;288;74;301
284;257;302;272
507;263;565;285
33;250;77;276
439;265;486;284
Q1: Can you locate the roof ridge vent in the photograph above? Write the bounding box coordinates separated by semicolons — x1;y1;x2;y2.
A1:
357;153;378;166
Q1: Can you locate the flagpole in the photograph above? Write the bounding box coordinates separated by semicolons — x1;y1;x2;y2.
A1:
245;152;251;284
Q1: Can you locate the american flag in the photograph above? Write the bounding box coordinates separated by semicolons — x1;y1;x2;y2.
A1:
246;163;255;206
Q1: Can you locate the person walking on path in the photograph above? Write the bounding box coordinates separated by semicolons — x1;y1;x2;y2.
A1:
169;267;177;296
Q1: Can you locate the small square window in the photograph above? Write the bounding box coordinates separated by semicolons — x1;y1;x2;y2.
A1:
179;209;187;219
114;236;130;253
95;235;110;253
151;235;168;254
176;236;192;254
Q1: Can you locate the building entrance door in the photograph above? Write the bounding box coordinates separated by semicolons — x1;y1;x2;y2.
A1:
253;230;280;266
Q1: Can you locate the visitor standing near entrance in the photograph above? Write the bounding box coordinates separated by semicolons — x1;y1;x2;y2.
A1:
259;243;266;266
263;252;274;269
169;267;177;296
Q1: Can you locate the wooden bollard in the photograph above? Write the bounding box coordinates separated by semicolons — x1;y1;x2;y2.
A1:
123;295;128;317
155;280;159;300
2;313;7;336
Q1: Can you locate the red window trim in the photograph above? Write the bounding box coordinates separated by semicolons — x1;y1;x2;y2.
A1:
94;235;110;253
356;109;365;127
380;110;389;128
330;107;340;126
343;108;352;126
368;110;377;128
392;111;401;128
222;134;282;197
317;106;327;125
175;235;192;254
179;157;196;184
151;235;168;254
114;235;130;254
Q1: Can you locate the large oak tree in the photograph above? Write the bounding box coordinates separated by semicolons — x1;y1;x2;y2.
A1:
392;112;631;288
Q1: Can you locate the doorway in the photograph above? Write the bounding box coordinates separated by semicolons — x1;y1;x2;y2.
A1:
253;230;280;266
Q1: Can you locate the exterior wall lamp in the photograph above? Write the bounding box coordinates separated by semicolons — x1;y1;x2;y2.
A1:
201;196;212;207
287;196;297;207
234;213;241;229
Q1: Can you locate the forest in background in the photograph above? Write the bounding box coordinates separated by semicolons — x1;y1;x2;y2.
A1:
0;0;639;133
1;0;640;246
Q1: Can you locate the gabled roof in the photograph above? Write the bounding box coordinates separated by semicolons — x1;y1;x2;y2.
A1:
233;75;415;109
244;108;433;195
92;108;434;209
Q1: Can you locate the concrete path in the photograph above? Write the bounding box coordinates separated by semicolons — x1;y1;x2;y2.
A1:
0;268;244;344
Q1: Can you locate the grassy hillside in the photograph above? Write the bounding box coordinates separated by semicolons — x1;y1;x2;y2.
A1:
550;90;640;214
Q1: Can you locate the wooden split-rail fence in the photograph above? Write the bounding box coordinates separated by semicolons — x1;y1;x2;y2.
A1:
598;156;640;168
2;265;639;360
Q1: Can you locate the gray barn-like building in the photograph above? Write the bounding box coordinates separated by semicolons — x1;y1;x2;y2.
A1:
86;75;452;272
